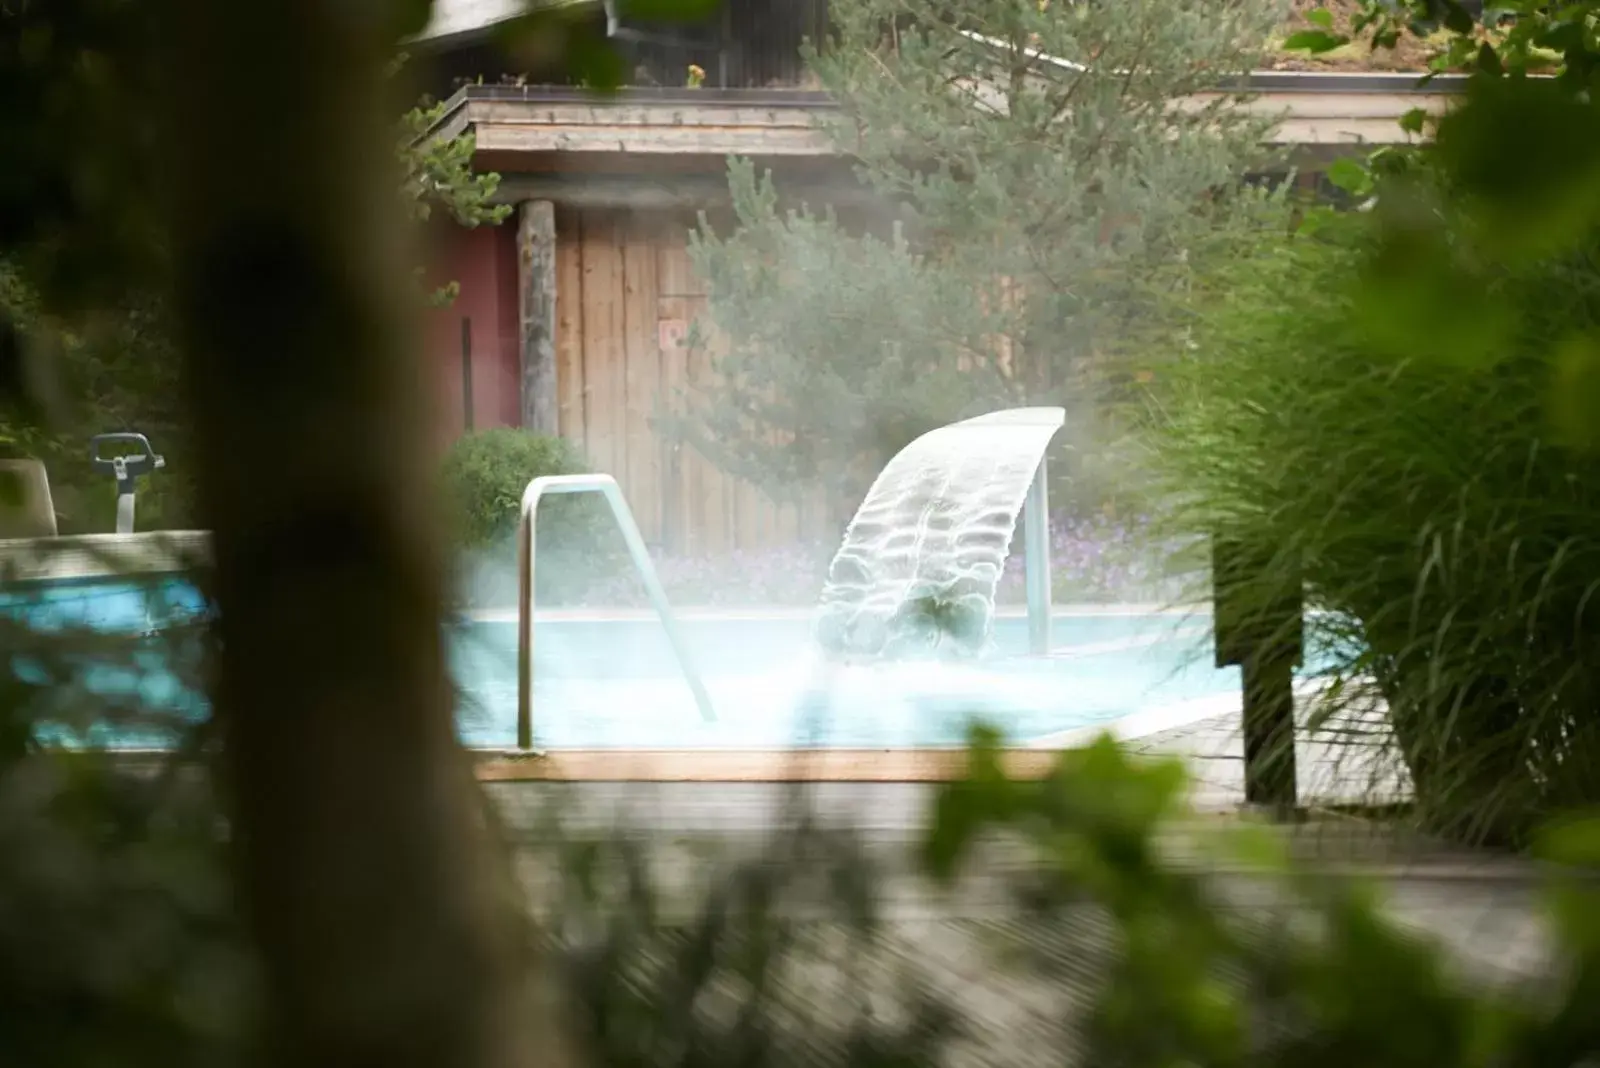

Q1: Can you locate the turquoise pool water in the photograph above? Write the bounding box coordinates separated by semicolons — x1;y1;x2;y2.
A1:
2;576;1245;749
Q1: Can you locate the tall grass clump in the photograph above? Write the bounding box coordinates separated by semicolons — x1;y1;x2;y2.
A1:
1142;206;1600;848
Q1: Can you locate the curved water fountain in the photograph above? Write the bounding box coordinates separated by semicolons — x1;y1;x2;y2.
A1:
506;406;1068;748
815;406;1065;660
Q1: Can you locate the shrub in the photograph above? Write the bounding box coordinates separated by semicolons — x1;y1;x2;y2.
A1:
440;428;592;548
1143;207;1600;848
440;428;630;609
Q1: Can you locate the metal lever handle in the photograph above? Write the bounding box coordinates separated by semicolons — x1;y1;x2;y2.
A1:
89;432;165;483
90;432;165;535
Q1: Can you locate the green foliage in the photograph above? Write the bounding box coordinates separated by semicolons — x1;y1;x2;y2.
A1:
398;60;512;305
440;428;594;549
439;427;636;608
1299;3;1600;433
1142;206;1600;847
544;796;961;1068
0;0;165;315
1290;0;1588;79
679;161;1015;500
399;60;512;233
543;723;1600;1068
928;725;1600;1067
682;0;1287;503
1186;0;1600;848
1282;28;1347;53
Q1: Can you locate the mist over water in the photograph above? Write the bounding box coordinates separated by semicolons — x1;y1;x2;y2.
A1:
814;407;1065;660
438;403;1212;748
446;610;1229;750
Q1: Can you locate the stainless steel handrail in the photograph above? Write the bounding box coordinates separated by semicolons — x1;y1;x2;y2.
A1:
516;473;715;750
1023;457;1053;656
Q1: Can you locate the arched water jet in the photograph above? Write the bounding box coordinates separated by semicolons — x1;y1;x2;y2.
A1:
815;406;1064;660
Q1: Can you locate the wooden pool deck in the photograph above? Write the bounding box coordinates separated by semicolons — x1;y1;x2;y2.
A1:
495;707;1559;1067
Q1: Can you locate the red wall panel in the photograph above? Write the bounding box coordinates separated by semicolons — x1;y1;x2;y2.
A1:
423;221;522;448
495;222;521;429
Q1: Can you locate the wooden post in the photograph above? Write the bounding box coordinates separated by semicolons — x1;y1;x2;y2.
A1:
1213;535;1304;816
1241;651;1298;811
517;199;559;435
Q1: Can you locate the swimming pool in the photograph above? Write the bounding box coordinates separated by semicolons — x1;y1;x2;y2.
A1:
2;573;1245;750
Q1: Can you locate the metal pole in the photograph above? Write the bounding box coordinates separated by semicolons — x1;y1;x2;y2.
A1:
1023;457;1052;655
115;491;136;535
113;458;136;535
516;473;715;752
515;504;533;750
600;480;716;721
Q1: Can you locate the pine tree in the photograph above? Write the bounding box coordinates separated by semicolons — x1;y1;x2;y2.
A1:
681;0;1288;506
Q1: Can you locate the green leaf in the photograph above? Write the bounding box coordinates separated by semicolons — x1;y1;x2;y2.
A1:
1216;822;1290;871
1534;813;1600;867
1433;76;1600;262
1306;6;1335;29
1282;29;1350;53
1443;0;1476;35
1325;157;1373;197
1355;217;1518;368
1398;107;1429;135
923;781;981;882
1548;332;1600;450
565;33;628;92
1476;40;1504;75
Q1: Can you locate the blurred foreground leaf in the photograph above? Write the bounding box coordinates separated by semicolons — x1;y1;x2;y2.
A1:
1355;212;1515;367
1432;76;1600;263
1548;332;1600;449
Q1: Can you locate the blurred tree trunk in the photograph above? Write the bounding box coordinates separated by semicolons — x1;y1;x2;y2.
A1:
157;4;570;1066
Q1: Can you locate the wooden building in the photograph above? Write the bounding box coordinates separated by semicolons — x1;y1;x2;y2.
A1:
419;85;865;554
414;1;1461;553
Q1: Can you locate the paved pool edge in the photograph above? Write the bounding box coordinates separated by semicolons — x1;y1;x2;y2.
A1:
467;687;1244;782
464;603;1211;624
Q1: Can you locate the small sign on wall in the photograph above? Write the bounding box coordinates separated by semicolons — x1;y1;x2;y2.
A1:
658;318;688;353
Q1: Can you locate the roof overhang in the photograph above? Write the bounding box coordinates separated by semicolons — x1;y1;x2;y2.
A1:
445;87;836;160
433;71;1461;179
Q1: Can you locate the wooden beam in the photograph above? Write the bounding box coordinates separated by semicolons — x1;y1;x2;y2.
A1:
460;84;1448;161
475;121;831;156
517;199;559;435
492;172;882;210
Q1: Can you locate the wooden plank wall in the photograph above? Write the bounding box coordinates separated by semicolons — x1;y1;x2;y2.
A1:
555;207;844;554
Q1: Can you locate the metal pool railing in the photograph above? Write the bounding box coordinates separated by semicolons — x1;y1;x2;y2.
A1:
1023;457;1053;656
515;473;715;751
